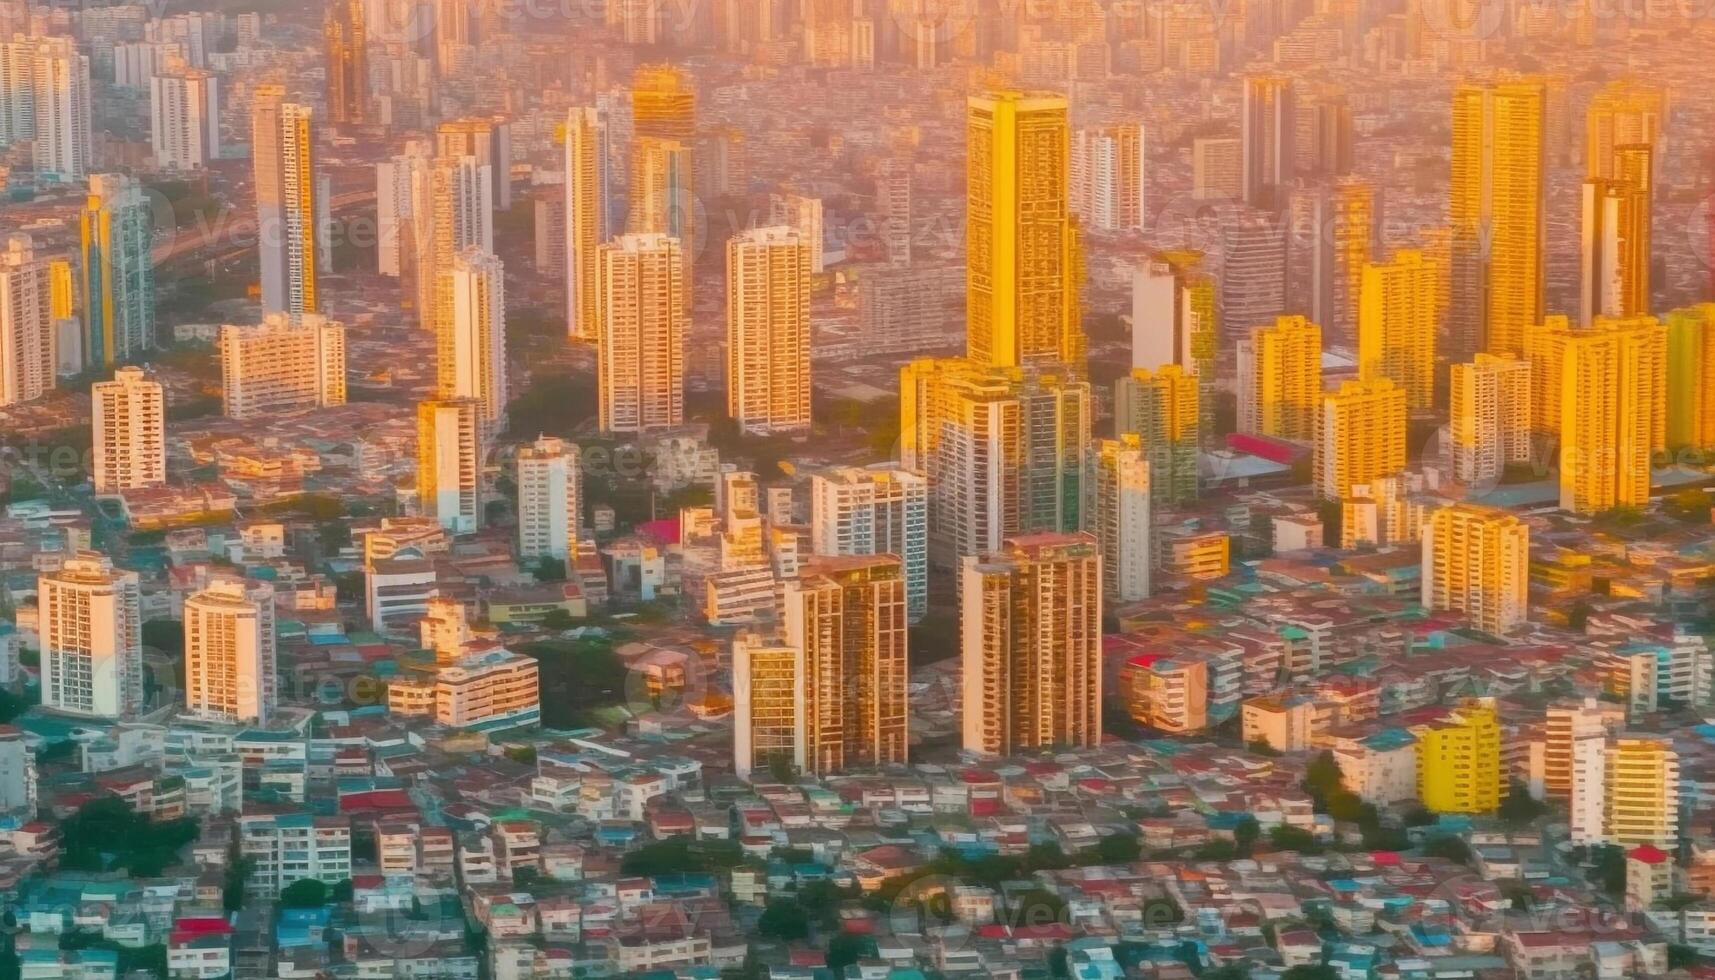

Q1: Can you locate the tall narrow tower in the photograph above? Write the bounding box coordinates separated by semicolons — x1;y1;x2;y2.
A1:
1449;81;1545;358
252;85;320;318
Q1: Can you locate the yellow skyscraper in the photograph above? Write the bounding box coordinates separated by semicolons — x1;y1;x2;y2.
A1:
1421;503;1529;634
1237;315;1321;443
597;233;685;435
1523;315;1665;514
1358;250;1437;411
1414;697;1503;814
1314;379;1406;500
1450;80;1545;358
1585;79;1663;182
632;64;696;143
1114;365;1200;506
726;226;811;435
563;107;608;342
966;91;1084;371
251;85;319;318
1579;143;1651;326
1665;305;1715;453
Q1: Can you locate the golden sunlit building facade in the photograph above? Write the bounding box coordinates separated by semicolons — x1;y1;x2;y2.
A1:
1665;305;1715;453
1238;314;1321;442
1414;697;1503;815
1314;379;1406;500
1114;365;1200;506
726;226;811;436
1421;503;1529;634
1450;80;1544;359
1449;352;1530;487
1358;249;1437;411
251;85;319;319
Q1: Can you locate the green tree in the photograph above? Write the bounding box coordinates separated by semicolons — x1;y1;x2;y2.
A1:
1268;825;1323;855
279;878;331;908
1281;967;1337;980
1233;817;1261;858
1302;751;1344;809
756;901;810;941
58;797;199;877
1421;835;1472;866
826;932;873;974
1089;832;1142;865
1201;966;1252;980
1498;781;1548;827
533;557;567;582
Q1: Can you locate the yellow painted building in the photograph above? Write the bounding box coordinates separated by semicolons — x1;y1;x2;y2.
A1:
1523;315;1665;514
1238;314;1322;442
965;91;1084;371
1421;503;1530;634
1450;81;1545;359
1604;735;1680;847
1585;79;1663;182
1414;697;1503;814
1114;364;1200;505
1314;379;1406;500
1665;305;1715;453
1449;353;1531;487
1358;250;1437;411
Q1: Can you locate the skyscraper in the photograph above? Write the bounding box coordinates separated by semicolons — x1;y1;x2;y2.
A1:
1523;315;1665;514
632;64;696;143
1579;144;1651;326
810;466;929;621
1217;211;1288;340
1358;249;1437;411
0;37;34;148
148;63;220;170
1131;251;1217;377
1450;80;1545;358
1070;123;1145;233
417;397;485;534
252;85;320;318
28;36;90;181
597;233;685;435
1114;365;1200;505
39;552;143;719
1315;378;1406;500
961;533;1102;757
628;136;696;261
877;157;913;265
516;435;581;563
1240;74;1294;209
1422;503;1529;634
563;106;610;342
1237;314;1322;442
437;248;507;431
731;633;802;781
1602;735;1680;847
726;226;811;436
768;193;826;274
436;117;511;210
1310;178;1375;345
1585;79;1663;182
376;141;430;280
91;366;165;496
324;0;367;126
0;234;56;407
966;91;1084;371
1089;436;1151;603
80;173;156;366
1448;353;1531;488
1664;305;1715;453
901;358;1089;569
219;313;347;419
184;578;277;725
420;153;495;333
782;556;910;774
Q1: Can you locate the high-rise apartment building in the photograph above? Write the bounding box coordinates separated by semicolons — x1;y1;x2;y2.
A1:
731;633;802;781
1665;305;1715;453
631;64;695;143
1241;74;1294;209
323;0;367;125
1310;178;1375;345
1237;314;1321;442
1089;436;1151;603
1314;379;1406;500
1585;79;1663;182
961;533;1102;757
219;313;347;419
1218;212;1288;339
1523;315;1665;514
376;142;430;280
148;63;220;169
1131;251;1217;379
1450;80;1545;358
901;358;1089;569
1114;365;1200;506
1579;144;1651;326
1358;249;1437;411
876;157;913;265
1;234;55;407
1543;699;1623;802
1071;123;1144;232
1422;503;1529;634
0;36;35;148
92;366;165;496
1602;735;1680;848
1448;353;1531;488
966;91;1084;371
782;556;910;774
597;233;685;434
516;435;580;563
810;466;928;621
184;578;277;725
28;37;89;181
417;398;485;534
437;248;507;430
436;117;511;211
563;106;610;342
252;85;320;318
80;173;156;365
38;552;143;719
1192;137;1241;201
1414;697;1503;814
726;226;811;436
628;137;695;251
419;153;495;333
768;193;826;275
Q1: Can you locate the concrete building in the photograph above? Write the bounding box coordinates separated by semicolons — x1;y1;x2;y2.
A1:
516;436;581;563
38;552;143;719
417;398;485;534
810;466;928;621
184;578;277;725
218;313;346;419
598;233;685;434
1421;503;1529;634
726;226;811;435
92;366;166;495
